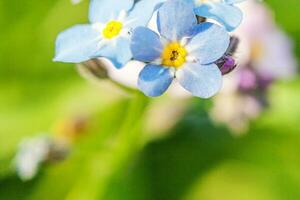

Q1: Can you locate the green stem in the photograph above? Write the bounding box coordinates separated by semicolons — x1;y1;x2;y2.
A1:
65;92;149;200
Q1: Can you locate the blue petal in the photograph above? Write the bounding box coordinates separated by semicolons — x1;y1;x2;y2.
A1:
54;25;100;63
177;63;222;98
157;0;197;41
131;27;163;62
186;22;230;65
96;37;132;68
194;3;243;32
89;0;134;23
126;0;165;29
138;64;174;97
224;0;246;5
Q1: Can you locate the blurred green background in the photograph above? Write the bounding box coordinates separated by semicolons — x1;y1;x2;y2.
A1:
0;0;300;199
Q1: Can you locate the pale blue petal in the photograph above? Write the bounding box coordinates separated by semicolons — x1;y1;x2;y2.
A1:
126;0;165;29
95;37;132;68
177;63;222;98
186;22;230;64
194;3;243;32
54;25;100;63
89;0;134;23
138;64;174;97
131;27;163;62
224;0;246;4
157;0;197;41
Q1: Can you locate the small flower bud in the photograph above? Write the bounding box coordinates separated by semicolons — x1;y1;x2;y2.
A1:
216;55;237;75
77;59;109;80
215;36;239;75
226;36;239;56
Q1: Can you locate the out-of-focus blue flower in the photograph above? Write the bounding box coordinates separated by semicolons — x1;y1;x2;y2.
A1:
54;0;162;68
131;0;230;98
191;0;245;31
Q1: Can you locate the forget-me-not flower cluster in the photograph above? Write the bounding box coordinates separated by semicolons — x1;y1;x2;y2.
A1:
54;0;246;98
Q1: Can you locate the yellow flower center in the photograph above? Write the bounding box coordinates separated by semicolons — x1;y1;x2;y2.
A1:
161;42;187;68
102;20;123;39
251;40;264;60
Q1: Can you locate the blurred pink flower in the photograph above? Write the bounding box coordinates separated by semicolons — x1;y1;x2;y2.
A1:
235;0;297;78
211;0;297;134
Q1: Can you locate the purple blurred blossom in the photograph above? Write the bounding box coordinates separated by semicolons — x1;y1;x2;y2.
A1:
210;0;298;135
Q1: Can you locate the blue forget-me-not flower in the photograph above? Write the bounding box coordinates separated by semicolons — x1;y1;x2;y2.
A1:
192;0;246;31
130;0;230;98
54;0;162;68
